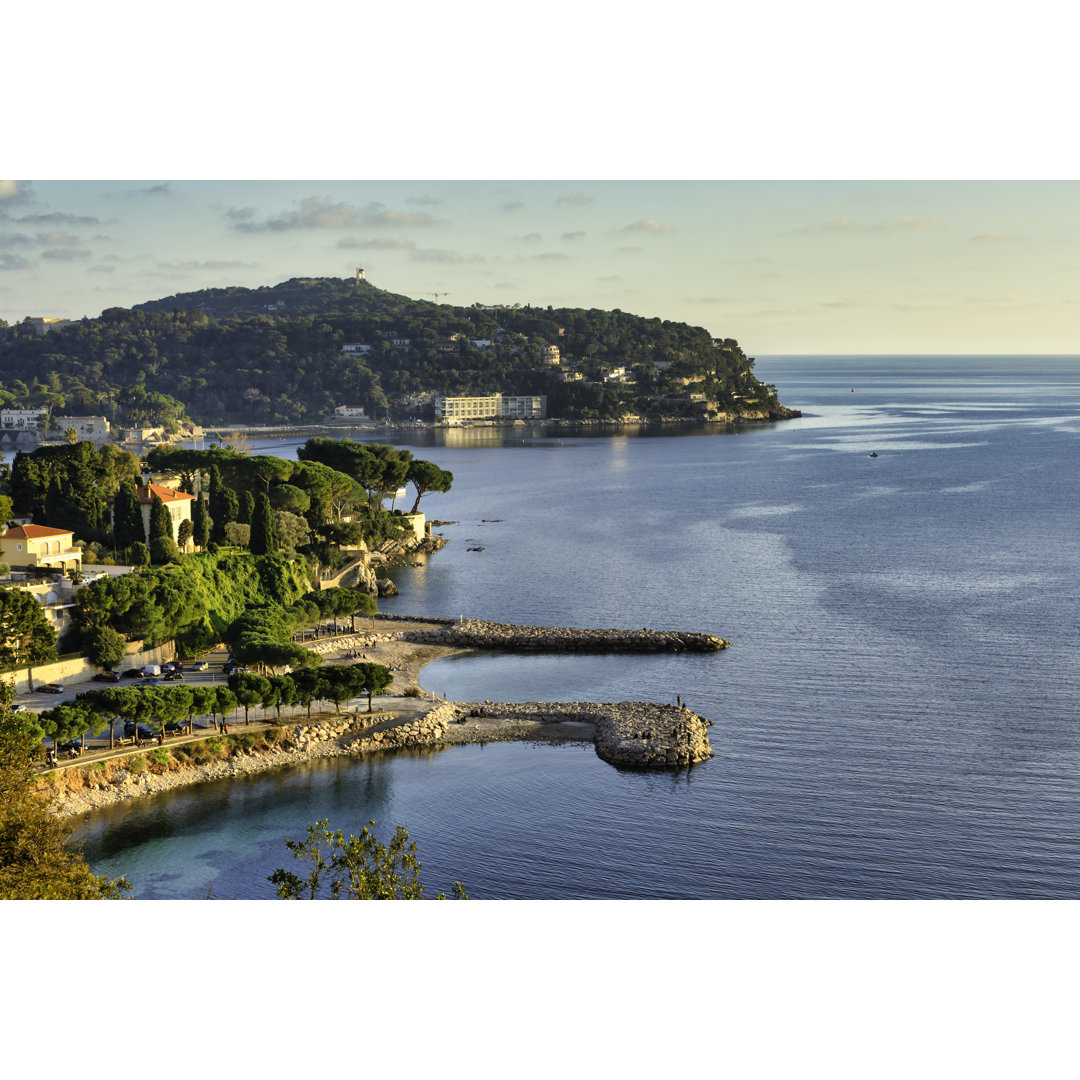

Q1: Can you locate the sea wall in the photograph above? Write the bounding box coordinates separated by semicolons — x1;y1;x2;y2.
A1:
449;700;713;767
399;618;730;653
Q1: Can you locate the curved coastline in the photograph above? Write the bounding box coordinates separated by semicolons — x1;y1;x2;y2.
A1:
47;616;721;819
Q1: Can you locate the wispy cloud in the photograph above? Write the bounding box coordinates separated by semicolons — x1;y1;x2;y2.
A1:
970;232;1017;242
42;248;91;261
530;252;569;261
156;259;257;271
557;194;593;206
502;201;525;212
0;232;32;248
337;236;416;250
786;217;945;236
35;231;81;246
130;183;171;197
88;264;116;275
229;196;438;232
515;233;542;243
0;253;35;271
620;219;676;234
410;248;471;263
18;211;100;226
406;195;440;206
562;230;586;242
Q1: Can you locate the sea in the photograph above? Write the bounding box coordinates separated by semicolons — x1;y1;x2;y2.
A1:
70;355;1080;900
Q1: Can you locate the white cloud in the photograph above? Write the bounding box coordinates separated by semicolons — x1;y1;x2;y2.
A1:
337;236;416;250
621;219;676;234
229;197;438;232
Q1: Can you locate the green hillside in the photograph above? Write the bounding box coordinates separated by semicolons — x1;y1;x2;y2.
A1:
0;277;795;425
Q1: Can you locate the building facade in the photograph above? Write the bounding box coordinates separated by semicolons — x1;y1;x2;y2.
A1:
435;393;547;422
53;415;111;444
0;524;83;574
1;408;48;430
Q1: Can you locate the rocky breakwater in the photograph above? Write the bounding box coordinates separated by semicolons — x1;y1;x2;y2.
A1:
349;703;457;754
449;700;713;768
400;619;730;653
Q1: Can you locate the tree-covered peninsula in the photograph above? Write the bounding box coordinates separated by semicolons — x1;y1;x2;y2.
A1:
0;276;796;426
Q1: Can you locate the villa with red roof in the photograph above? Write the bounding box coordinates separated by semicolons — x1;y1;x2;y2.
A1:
133;484;195;549
0;524;83;573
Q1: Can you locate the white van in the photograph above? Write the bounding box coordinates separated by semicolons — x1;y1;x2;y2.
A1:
141;664;162;678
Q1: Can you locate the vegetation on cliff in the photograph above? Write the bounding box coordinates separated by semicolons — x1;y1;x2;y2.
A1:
0;276;790;424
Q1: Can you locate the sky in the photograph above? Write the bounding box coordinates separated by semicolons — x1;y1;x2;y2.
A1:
8;2;1080;358
3;178;1079;355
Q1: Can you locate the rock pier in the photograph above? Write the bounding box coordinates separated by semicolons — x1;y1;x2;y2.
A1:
395;617;730;653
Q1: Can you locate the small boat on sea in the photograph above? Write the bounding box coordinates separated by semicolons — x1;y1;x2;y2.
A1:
869;452;878;458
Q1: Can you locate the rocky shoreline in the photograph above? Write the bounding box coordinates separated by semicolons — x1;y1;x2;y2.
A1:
50;695;713;819
46;615;722;820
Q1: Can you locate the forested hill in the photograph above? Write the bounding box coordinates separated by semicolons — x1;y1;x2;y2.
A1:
0;276;792;426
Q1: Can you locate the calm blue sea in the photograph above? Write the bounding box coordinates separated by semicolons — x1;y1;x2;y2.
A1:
73;356;1080;899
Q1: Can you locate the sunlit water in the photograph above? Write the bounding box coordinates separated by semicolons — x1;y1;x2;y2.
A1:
74;356;1080;898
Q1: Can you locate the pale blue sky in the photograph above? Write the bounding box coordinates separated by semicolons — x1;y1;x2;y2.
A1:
2;179;1078;354
8;3;1080;356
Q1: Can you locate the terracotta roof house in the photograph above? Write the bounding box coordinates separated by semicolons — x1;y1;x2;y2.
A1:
0;524;83;573
109;484;196;549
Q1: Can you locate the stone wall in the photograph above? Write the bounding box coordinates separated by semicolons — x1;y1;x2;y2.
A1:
8;639;178;694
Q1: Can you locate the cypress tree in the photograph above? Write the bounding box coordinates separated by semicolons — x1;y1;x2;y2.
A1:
177;518;193;551
193;493;211;550
149;493;173;543
208;466;228;544
239;490;255;525
112;478;145;550
250;492;278;555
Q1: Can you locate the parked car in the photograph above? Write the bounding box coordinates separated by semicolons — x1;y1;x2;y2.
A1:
122;668;143;678
37;683;65;694
123;722;156;740
164;720;186;734
190;661;208;672
141;664;162;678
134;680;159;687
11;704;27;713
163;670;185;681
93;671;121;682
58;739;83;756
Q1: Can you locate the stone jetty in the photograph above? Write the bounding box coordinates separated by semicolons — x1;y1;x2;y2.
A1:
394;617;730;653
448;700;713;768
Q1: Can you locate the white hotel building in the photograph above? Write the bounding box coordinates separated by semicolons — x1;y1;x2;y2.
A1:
435;393;547;423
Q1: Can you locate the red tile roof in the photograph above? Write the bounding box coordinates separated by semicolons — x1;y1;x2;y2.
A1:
1;524;74;539
137;483;195;504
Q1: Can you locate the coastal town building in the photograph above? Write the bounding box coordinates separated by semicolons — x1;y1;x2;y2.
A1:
52;415;111;444
1;408;48;430
541;343;561;365
108;484;195;547
341;343;373;354
435;393;547;423
0;524;83;575
332;405;368;420
26;316;74;336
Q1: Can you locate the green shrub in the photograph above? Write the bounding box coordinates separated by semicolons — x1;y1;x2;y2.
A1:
126;756;147;775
